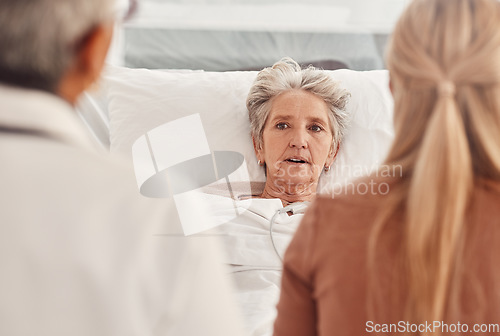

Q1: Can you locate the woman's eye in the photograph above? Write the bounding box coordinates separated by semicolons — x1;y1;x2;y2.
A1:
310;125;323;132
276;123;288;130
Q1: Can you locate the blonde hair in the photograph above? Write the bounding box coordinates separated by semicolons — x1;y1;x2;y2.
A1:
246;57;350;150
371;0;500;331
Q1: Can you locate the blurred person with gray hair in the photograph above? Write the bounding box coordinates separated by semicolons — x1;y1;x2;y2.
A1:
0;1;244;335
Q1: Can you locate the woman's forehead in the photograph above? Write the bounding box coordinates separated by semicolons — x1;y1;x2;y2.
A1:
268;90;330;122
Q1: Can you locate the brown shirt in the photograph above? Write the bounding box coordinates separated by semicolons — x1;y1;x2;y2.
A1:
274;177;500;336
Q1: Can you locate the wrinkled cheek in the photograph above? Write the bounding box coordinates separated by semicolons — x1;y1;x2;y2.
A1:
268;162;286;178
310;163;323;178
275;167;287;178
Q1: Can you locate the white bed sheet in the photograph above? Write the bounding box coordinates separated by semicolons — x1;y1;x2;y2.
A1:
205;197;305;336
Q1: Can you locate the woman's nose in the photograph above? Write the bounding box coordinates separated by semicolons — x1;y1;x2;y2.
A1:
289;129;308;148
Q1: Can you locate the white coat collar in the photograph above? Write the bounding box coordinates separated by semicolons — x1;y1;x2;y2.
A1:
0;84;98;151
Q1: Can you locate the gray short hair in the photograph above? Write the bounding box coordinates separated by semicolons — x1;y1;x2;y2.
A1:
246;57;350;150
0;0;114;92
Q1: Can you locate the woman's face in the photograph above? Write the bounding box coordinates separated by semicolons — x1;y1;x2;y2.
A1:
254;90;336;190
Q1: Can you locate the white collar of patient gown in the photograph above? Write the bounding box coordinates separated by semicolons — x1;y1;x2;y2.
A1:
214;197;307;268
0;84;99;151
238;197;284;219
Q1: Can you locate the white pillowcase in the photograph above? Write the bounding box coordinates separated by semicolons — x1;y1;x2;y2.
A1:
102;66;394;195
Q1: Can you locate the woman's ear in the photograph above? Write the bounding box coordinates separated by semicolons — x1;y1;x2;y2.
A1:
325;142;340;168
252;136;265;164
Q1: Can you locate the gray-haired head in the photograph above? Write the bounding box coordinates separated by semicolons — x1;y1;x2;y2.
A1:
0;0;115;92
246;57;350;151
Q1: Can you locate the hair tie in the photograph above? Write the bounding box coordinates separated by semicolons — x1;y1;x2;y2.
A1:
438;80;456;97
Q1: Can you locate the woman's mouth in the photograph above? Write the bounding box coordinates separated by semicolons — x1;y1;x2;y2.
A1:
285;158;308;164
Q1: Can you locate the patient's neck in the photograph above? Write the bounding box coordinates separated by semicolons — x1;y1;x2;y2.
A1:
260;180;317;207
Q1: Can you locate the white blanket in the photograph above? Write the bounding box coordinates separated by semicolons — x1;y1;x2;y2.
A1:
207;197;306;336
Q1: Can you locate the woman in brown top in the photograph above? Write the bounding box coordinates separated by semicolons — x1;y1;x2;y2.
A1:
274;0;500;335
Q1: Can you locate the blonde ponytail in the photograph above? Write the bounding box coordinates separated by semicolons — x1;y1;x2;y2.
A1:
406;85;472;327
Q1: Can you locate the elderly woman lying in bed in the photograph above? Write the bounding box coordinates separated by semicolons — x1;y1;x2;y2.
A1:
211;57;349;336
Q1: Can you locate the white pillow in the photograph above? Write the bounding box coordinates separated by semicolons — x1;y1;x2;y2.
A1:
102;66;394;195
